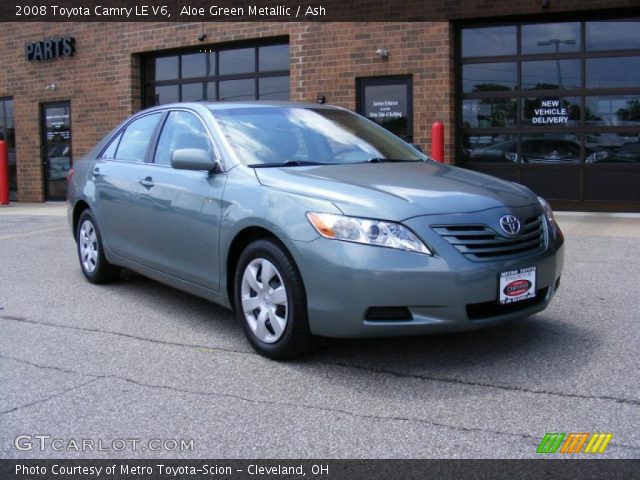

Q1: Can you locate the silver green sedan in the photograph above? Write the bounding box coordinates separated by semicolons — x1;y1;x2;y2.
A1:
67;102;564;359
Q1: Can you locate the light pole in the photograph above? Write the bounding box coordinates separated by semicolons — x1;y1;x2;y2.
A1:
536;38;576;89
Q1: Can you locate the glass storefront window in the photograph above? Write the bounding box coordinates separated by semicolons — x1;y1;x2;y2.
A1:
181;53;207;78
521;23;581;54
181;83;204;102
462;98;517;128
144;41;289;107
151;56;178;81
206;82;217;101
259;44;289;71
519;134;583;164
521;60;581;90
586;95;640;126
461;26;516;57
586;57;640;88
462;62;517;93
219;78;255;101
258;76;290;100
460;19;640;205
219;48;255;75
462;134;517;163
586;21;640;51
153;85;179;105
586;132;640;164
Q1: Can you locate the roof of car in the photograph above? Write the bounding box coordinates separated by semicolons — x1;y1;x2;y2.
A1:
145;101;342;112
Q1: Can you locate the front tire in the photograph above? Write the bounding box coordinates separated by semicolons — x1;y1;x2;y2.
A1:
234;239;314;359
76;210;120;284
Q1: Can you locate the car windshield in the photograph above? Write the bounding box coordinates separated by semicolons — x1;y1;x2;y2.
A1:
210;106;425;166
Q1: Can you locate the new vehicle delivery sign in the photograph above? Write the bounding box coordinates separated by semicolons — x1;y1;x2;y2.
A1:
532;99;570;124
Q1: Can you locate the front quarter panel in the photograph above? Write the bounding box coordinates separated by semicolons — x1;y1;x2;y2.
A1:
219;166;341;295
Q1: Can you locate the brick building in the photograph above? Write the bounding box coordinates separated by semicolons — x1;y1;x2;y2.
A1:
0;0;639;210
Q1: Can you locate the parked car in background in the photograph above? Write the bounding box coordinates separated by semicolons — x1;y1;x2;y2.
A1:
469;137;608;164
67;102;564;359
586;142;640;163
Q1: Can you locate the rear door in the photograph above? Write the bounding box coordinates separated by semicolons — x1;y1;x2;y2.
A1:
91;112;163;262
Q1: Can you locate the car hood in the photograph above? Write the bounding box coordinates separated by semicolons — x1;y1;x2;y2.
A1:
254;161;537;220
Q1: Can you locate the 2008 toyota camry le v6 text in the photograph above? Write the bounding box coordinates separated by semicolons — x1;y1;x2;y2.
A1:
67;102;564;359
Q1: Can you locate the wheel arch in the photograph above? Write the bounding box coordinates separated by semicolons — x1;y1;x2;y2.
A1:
226;226;300;309
72;200;91;239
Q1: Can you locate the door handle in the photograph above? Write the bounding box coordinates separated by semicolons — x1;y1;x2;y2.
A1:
139;177;155;188
91;167;101;177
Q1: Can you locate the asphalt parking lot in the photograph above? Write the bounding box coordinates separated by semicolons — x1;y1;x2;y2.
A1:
0;203;639;459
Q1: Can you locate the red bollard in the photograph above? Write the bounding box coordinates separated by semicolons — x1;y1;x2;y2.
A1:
0;140;9;205
431;122;444;163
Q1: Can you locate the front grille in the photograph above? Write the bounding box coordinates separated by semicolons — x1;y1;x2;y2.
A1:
466;287;548;320
365;307;413;322
433;215;545;261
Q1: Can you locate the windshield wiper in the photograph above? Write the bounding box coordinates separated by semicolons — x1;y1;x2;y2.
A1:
364;158;418;163
248;160;323;168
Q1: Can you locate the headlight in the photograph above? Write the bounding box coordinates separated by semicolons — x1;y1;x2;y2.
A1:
306;212;432;255
538;196;554;223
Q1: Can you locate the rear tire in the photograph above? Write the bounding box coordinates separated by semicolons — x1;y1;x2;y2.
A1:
76;210;120;284
234;239;314;359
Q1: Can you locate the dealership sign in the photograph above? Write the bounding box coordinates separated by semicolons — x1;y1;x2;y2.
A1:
26;37;76;61
532;99;569;124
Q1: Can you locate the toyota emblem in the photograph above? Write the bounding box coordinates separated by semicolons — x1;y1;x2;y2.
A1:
499;215;521;235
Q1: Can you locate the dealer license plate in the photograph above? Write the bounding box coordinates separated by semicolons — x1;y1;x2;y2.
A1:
499;267;536;304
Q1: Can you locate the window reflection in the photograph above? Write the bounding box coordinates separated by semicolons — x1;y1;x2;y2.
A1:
181;53;207;78
259;45;289;71
587;57;640;88
219;48;255;75
521;23;580;54
462;98;517;128
258;76;290;100
153;85;179;105
462;63;517;92
461;26;516;57
586;132;640;163
219;79;255;101
153;56;178;81
463;134;517;162
181;83;204;102
586;96;640;126
586;21;640;51
522;60;580;90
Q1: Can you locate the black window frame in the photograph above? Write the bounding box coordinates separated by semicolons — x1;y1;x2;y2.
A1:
456;16;640;210
142;37;290;107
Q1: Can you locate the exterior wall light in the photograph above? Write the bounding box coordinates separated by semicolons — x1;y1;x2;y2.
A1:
375;48;389;58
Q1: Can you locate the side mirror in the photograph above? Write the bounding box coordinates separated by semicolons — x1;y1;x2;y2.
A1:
171;148;220;172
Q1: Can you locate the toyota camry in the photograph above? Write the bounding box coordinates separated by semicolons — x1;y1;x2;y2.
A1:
67;102;564;359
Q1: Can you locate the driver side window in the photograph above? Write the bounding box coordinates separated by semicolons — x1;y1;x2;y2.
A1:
154;111;213;166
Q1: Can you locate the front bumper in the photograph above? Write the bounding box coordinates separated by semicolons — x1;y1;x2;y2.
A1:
288;206;564;338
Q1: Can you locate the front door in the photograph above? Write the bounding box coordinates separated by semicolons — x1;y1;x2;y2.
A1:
41;101;72;200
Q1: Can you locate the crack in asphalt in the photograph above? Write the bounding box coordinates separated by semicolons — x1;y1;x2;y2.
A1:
3;354;639;452
0;315;252;355
0;377;102;415
325;361;640;408
2;315;640;409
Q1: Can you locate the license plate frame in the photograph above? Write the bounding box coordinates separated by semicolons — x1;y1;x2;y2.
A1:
499;267;536;304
